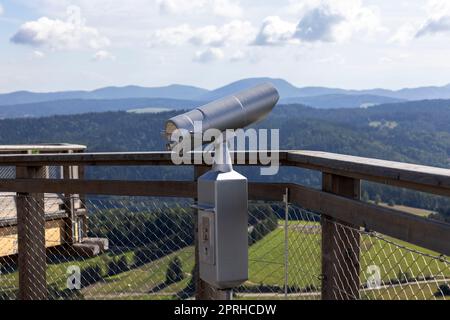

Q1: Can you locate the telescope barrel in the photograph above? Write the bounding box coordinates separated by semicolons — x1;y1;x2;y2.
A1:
165;83;279;143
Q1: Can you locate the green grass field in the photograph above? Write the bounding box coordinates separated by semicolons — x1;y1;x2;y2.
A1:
248;221;450;287
82;247;195;299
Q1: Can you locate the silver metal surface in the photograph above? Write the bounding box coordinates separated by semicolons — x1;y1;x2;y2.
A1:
165;83;279;147
198;169;248;289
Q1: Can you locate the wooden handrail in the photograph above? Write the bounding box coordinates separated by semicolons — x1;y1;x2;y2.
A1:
0;144;86;154
1;150;450;196
286;151;450;197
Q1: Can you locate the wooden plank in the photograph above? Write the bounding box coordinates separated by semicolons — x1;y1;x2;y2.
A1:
61;163;83;244
0;210;85;228
0;179;197;198
63;165;75;243
0;151;288;167
77;163;88;239
0;144;86;154
287;151;450;197
16;166;47;300
0;179;287;200
0;219;67;257
0;226;18;257
248;182;289;201
321;173;361;300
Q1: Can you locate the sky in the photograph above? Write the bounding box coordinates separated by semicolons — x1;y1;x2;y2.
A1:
1;0;450;93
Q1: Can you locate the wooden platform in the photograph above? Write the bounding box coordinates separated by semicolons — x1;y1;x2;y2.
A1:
0;144;86;154
0;192;67;221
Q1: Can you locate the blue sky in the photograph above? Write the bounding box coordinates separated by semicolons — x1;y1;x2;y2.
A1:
1;0;450;93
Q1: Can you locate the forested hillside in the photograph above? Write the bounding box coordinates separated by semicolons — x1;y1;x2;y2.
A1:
0;98;199;119
1;99;450;220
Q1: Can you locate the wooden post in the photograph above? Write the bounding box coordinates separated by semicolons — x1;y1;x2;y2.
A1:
78;163;88;238
193;165;232;300
16;166;47;300
321;173;361;300
63;165;77;243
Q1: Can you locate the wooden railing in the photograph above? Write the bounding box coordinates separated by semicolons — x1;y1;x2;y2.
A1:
0;150;449;300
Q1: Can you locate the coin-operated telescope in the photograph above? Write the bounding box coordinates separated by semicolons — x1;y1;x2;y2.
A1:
165;83;279;289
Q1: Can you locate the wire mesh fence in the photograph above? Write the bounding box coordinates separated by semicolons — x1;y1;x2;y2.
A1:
0;167;15;179
324;219;450;300
0;192;449;300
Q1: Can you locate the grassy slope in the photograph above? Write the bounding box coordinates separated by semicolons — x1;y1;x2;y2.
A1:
249;221;449;286
81;247;195;298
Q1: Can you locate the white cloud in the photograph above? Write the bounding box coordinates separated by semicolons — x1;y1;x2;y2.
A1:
212;0;242;18
316;54;345;65
191;20;255;46
416;15;450;37
148;24;192;47
11;6;110;51
149;20;255;47
378;53;410;65
193;47;224;63
253;16;297;46
255;0;384;46
389;23;417;44
292;0;384;43
0;3;4;15
425;0;450;19
93;50;115;61
33;50;46;58
415;0;450;37
229;50;246;62
391;1;450;42
158;0;242;18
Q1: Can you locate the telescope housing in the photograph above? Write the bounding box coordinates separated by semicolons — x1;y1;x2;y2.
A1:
165;83;279;149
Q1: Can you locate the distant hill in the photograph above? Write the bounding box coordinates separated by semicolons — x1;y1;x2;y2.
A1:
198;78;450;101
89;85;207;100
2;78;450;117
281;94;405;109
0;85;207;106
197;77;348;101
0;98;199;119
384;84;450;100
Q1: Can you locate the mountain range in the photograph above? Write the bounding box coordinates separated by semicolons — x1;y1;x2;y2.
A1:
1;77;450;118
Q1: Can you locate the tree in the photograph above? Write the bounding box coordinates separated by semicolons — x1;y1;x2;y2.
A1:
107;259;119;276
362;191;370;202
166;256;184;284
397;271;411;284
374;194;382;205
388;199;396;207
436;283;450;297
117;255;129;273
107;256;128;276
81;265;103;287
